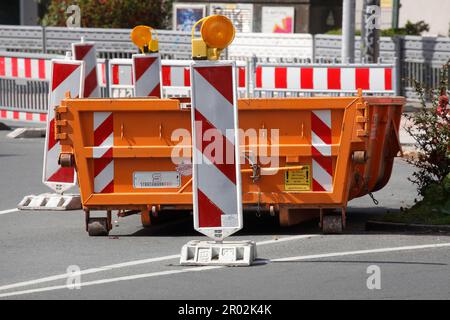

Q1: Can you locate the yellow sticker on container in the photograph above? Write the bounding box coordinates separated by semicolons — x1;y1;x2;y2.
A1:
284;165;311;191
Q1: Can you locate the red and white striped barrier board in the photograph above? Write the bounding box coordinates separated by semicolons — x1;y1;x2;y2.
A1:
0;109;46;123
72;42;100;98
93;112;114;193
311;110;333;191
132;53;162;98
191;61;243;240
255;64;394;93
42;59;84;193
0;56;52;80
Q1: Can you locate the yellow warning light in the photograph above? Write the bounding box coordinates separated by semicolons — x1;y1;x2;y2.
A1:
130;25;159;53
191;15;235;60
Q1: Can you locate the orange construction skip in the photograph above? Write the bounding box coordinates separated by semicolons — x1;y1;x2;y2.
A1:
55;92;404;235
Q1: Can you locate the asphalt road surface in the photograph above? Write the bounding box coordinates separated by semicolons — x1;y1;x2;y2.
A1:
0;120;449;300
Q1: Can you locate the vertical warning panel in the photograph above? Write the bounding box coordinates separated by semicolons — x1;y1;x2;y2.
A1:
42;59;84;193
132;53;162;98
72;42;100;98
191;61;242;241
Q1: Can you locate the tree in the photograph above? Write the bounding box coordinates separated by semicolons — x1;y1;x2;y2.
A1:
40;0;173;29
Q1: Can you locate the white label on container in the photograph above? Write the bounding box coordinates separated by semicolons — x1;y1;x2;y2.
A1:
133;171;180;189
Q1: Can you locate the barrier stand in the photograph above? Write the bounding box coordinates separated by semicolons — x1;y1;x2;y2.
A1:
180;15;256;266
130;26;162;98
18;52;84;210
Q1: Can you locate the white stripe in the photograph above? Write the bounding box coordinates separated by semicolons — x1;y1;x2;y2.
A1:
31;59;39;79
94;160;114;193
261;66;275;89
18;111;27;121
97;63;105;85
313;68;327;90
4;57;11;77
287;67;300;89
0;234;318;295
369;68;385;91
192;68;235;136
134;56;160;97
45;60;52;81
44;143;61;180
171;66;185;87
93;112;112;131
341;68;355;91
33;113;42;122
312;158;332;191
0;208;18;215
118;65;132;85
194;148;238;217
312;110;331;128
312;134;331;156
3;240;450;299
17;58;25;78
93;146;111;159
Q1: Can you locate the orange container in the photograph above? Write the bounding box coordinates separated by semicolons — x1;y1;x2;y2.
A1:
56;93;404;234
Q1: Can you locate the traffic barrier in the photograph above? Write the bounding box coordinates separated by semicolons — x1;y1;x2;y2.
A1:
72;41;100;98
55;93;404;235
254;62;397;97
132;53;162;98
42;58;84;194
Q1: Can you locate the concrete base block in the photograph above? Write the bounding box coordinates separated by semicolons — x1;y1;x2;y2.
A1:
180;240;257;266
7;127;45;139
18;193;81;211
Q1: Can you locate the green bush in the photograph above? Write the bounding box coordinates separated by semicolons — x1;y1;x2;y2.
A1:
41;0;173;29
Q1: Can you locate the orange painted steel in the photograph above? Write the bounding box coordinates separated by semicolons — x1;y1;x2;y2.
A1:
56;94;404;213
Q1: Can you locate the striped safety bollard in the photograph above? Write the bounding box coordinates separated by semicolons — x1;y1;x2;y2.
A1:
42;58;84;193
72;41;100;98
132;53;162;98
93;112;114;194
311;110;333;191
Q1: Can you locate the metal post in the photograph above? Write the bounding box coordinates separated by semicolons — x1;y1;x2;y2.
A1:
105;59;110;98
392;0;400;30
363;0;380;63
360;0;367;63
341;0;356;63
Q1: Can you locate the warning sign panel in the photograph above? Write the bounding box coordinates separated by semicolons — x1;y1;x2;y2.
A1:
284;165;311;191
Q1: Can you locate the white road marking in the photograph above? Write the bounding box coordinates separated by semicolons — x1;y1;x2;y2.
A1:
0;240;449;298
0;234;318;293
0;209;18;215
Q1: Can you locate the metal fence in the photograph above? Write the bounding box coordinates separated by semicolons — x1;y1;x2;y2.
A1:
1;25;450;100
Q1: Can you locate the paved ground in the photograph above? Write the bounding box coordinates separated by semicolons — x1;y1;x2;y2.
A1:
0;119;449;300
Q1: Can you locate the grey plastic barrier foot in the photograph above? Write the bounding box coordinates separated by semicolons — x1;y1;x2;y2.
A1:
180;240;257;266
18;193;82;211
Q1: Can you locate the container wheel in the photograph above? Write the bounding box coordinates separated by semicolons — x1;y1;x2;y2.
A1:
141;210;152;228
322;215;343;234
87;218;109;236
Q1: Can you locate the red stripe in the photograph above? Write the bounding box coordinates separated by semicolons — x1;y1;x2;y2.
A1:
74;44;92;61
40;113;47;122
11;57;18;77
327;68;341;90
274;67;287;89
162;66;171;86
0;57;5;76
83;68;98;98
194;109;237;184
301;68;313;89
94;156;112;177
94;113;113;146
99;180;114;193
101;63;106;85
312;179;326;192
112;65;119;85
13;111;19;120
0;110;6;118
311;145;323;157
384;68;392;90
238;67;245;88
256;66;262;88
311;112;332;144
149;83;161;98
134;56;156;81
184;68;190;86
195;65;234;105
26;113;33;121
47;167;74;183
47;118;57;150
24;58;31;78
38;60;46;79
355;68;370;90
52;62;80;91
197;189;222;228
313;156;333;176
